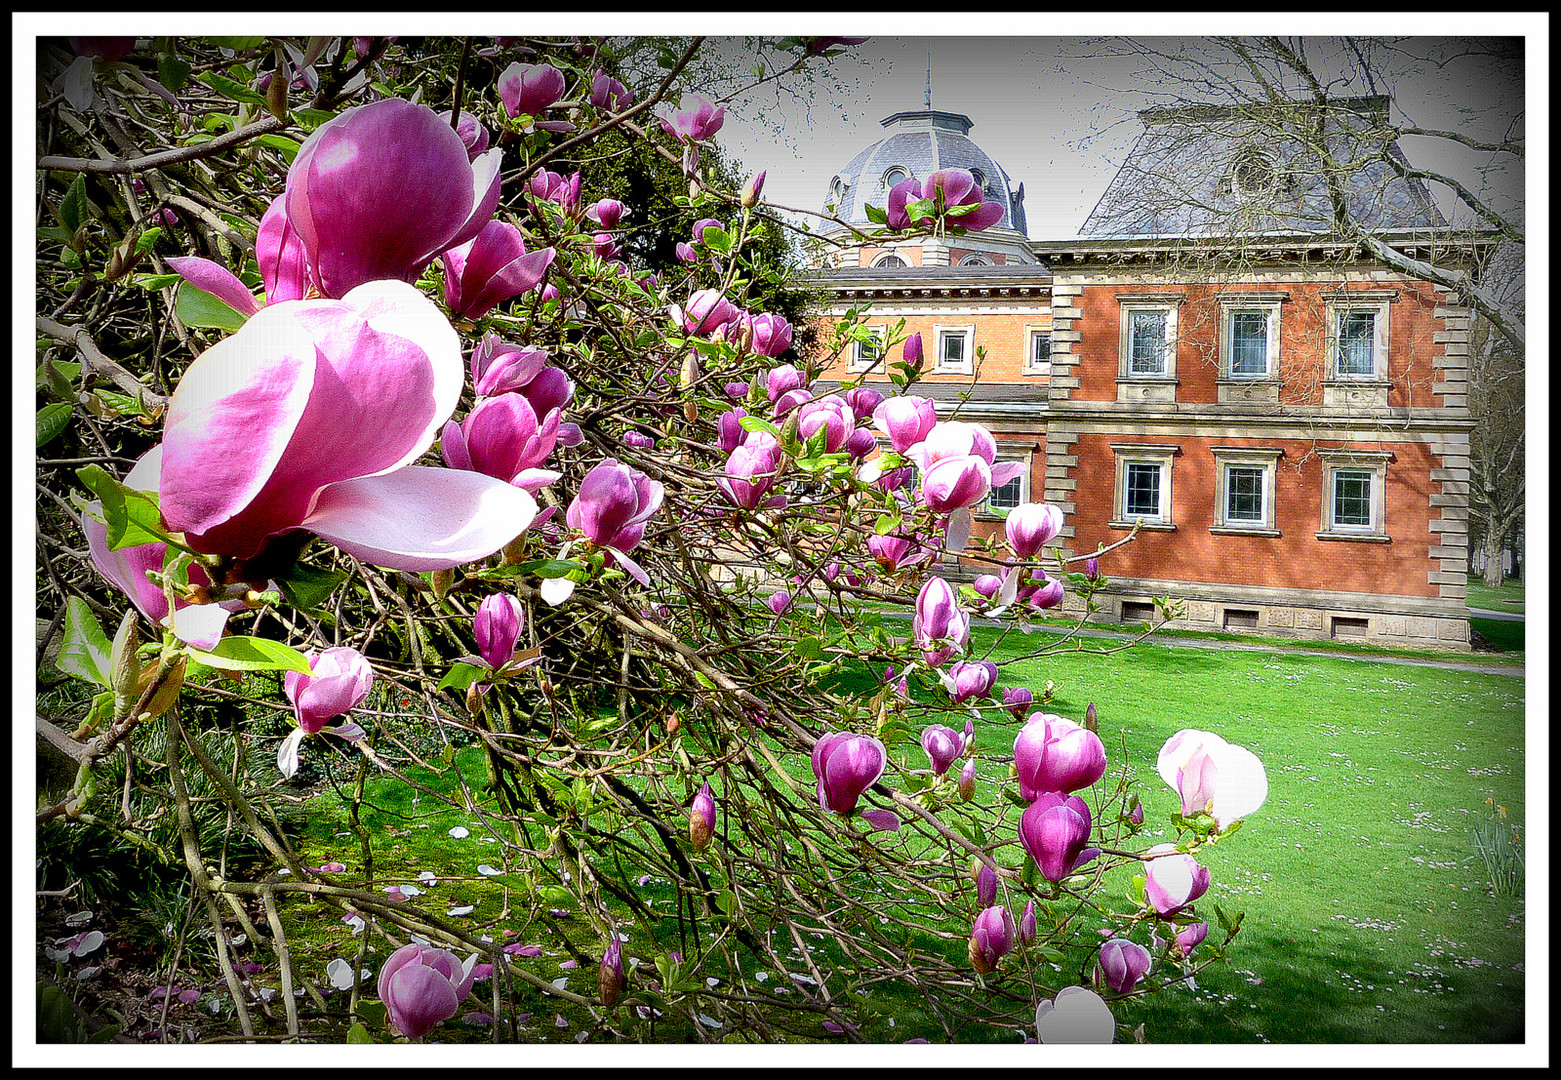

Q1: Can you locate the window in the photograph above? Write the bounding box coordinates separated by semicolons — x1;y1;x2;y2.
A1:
1211;447;1282;533
958;253;991;266
1228;312;1267;375
1336;311;1376;377
1127;310;1168;374
1125;463;1162;517
873;253;907;268
1116;296;1181;396
1215;295;1285;398
1331;469;1374;529
1026;329;1052;376
1317;449;1392;541
1110;443;1178;529
933;324;975;374
849;327;884;372
882;166;909;190
1228;150;1277;199
1324;292;1393;386
980;456;1030;519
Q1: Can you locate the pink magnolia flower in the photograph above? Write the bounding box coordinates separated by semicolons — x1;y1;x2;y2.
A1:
587;199;626;231
1018;792;1099;883
718;432;781;509
843;386;885;421
440;391;562;495
908;421;1023;514
920;725;963;777
659;93;725;142
590;69;632;110
974;860;999;907
377;942;478;1040
469;335;550;399
1156;729;1269;828
498;62;565;118
913;576;969;667
1019;899;1038;945
285;98;502;298
922;168;1004;231
284;646;373;734
764;364;806;403
903;332;924;365
566;459;664;583
527;170;583;216
973;574;1003;601
812;732;887;815
766;591;793;616
474;593;524;670
1013;712;1107;799
437;109;491;161
1005;502;1064;559
796;395;854;454
871;395;936;455
598;936;625;1007
157;280;537;574
717;408;749;454
165;192;309;318
968;905;1015;974
441;220;555;319
886;176;930;231
942;660;998;704
1142;844;1211;915
867;531;930;572
1096;938;1153;995
746;314;794;358
675;289;742;336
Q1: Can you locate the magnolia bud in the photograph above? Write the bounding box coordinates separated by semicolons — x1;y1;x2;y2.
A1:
266;52;290;120
666;713;681;737
465;681;485;716
598;938;625;1008
967;935;995;975
1086;556;1100;580
958;758;977;801
109;610;141;703
136;655;186;720
430;567;455;601
689;781;716;849
1084;701;1098;733
741;170;766;209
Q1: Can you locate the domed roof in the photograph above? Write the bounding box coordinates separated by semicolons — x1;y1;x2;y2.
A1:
819;108;1027;236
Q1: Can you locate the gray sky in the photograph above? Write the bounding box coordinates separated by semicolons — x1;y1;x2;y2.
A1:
708;34;1529;241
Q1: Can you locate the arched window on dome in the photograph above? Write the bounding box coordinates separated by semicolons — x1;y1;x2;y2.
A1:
873;254;908;269
882;166;911;191
958;253;992;266
829;175;849;205
970;168;987;190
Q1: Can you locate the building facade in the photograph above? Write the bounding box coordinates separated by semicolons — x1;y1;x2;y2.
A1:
806;99;1488;649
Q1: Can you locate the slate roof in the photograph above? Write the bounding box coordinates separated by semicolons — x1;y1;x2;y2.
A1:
818;109;1028;236
1079;96;1447;238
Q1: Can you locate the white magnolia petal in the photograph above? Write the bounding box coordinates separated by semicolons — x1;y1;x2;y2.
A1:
944;506;972;554
163;603;230;651
1208;742;1269;827
277;727;306;778
539;576;576;606
1156;729;1227;791
326;958;356;990
998;565;1021;608
304;467;537;572
989;460;1026;488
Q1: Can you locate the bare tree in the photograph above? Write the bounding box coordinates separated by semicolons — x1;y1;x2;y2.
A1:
1465;242;1525;587
1067;36;1525;351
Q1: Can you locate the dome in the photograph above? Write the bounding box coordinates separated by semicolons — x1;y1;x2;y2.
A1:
819;109;1028;237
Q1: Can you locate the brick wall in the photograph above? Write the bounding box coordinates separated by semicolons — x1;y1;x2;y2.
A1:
814;310;1053;384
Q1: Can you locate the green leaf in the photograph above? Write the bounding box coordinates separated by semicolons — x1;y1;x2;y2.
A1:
275;563;348;610
353;999;387;1029
37;225;73;244
436;662;485;693
292;108;339;131
130;272;181;290
714;889;736;915
37;402;72;448
863;203;888;226
157;53;191;92
538;885;573;906
793;636;823;660
699;226;732;253
737;416;781;439
59;596;113;687
345;1022;375;1044
75;465;174;551
85;1024;122;1043
38;358;79;398
59;175;89;235
194;70;269;107
174;281;249;332
185;636;314;675
252;133;302;162
134;227;163;254
513;558;585;579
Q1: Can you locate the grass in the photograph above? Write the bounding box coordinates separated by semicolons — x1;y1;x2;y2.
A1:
966;625;1527;1043
268;624;1526;1044
1465;573;1526;615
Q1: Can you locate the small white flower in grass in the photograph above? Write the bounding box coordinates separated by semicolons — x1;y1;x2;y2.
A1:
399;884;423;897
342;913;366;935
449;826;470;839
574;1031;589;1043
477;864;503;876
754;972;768;982
551;977;570;991
419;871;438;885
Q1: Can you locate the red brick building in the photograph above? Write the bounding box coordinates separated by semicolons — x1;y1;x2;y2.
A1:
807;99;1489;649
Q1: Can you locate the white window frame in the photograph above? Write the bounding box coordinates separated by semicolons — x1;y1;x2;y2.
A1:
1218;297;1282;380
1324;294;1392;383
1316;449;1392;542
977;454;1031;520
1110;444;1179;530
872;252;909;269
1025;326;1053;376
933;323;976;375
848;326;885;372
882;166;911;191
1210;447;1283;535
957;253;992;266
1116;296;1182;381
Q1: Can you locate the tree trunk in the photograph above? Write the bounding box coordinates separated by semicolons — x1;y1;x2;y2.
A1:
1482;528;1506;589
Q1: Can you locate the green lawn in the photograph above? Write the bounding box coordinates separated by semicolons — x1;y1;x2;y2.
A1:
967;626;1527;1043
1466;573;1526;614
277;625;1527;1044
